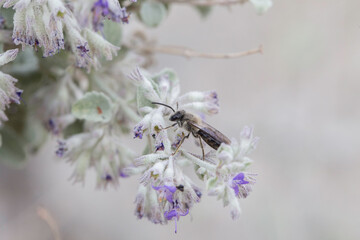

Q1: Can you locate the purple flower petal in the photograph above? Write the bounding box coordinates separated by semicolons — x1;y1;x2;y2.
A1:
133;125;143;139
164;206;189;233
164;209;177;220
155;142;165;152
232;173;249;185
152;185;177;203
230;172;255;198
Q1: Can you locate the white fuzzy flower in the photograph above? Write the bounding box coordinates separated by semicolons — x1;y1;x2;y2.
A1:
216;126;259;166
31;67;82;133
56;126;135;188
2;0;120;70
8;0;66;57
130;67;220;148
84;28;120;61
0;49;22;124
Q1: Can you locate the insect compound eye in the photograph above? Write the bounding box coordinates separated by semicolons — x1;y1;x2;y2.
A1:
169;111;183;121
169;113;177;121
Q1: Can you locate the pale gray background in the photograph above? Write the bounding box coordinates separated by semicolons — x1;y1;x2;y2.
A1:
1;0;360;239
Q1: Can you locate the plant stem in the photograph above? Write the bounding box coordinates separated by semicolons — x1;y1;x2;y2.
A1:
159;0;248;6
182;151;216;172
138;44;263;59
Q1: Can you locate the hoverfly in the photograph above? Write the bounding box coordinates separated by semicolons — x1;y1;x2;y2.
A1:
152;102;231;160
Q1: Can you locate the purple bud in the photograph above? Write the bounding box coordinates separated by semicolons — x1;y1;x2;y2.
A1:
0;16;5;29
104;174;112;181
55;140;68;157
155;142;164;152
119;169;129;178
133;125;143;139
119;7;130;24
47;118;59;135
171;135;182;149
77;43;90;57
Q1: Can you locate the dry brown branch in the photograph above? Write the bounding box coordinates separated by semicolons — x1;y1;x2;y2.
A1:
141;44;263;59
37;206;62;240
159;0;248;6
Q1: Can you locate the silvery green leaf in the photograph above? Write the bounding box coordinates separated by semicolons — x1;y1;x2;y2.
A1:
0;133;2;147
72;91;113;122
136;71;161;112
103;19;122;46
195;6;212;18
24;115;48;153
152;68;178;84
206;177;218;190
136;87;153;114
63;120;84;138
0;126;27;168
139;1;167;28
9;48;39;74
250;0;273;14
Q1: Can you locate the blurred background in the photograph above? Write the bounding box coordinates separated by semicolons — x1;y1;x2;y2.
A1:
1;0;360;239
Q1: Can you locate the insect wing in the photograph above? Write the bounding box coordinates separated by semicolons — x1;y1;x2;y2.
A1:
187;121;231;150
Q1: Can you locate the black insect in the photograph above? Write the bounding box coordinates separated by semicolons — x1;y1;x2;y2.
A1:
151;102;231;160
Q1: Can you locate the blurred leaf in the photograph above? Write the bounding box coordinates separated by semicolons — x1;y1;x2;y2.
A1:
194;164;205;180
0;126;27;168
136;71;161;112
72;91;113;122
24;115;48;153
250;0;273;15
63;120;84;138
0;8;14;29
206;177;218;190
139;1;167;28
195;6;212;18
103;19;122;46
9;48;39;75
152;68;178;84
136;86;153;114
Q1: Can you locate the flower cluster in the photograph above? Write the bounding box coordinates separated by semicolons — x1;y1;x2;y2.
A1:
56;125;135;188
126;68;259;231
1;0;120;69
92;0;130;32
0;49;22;125
31;67;82;135
0;0;269;232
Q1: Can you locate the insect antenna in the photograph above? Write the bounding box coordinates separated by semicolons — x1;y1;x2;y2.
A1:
151;102;175;112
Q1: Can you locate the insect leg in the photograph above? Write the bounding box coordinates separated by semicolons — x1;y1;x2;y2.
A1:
161;123;177;130
199;137;205;160
172;132;190;156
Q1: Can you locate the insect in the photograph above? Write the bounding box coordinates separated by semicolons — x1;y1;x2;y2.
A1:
97;106;103;114
151;102;231;160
